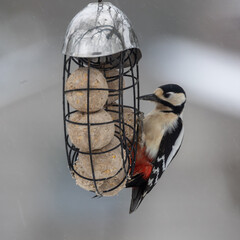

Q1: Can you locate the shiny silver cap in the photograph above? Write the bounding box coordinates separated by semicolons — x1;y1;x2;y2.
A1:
62;2;142;62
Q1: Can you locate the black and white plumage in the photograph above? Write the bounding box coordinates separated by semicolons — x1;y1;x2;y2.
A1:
126;84;186;213
143;117;183;196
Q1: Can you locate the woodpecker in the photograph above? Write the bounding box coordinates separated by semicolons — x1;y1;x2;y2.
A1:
126;84;186;213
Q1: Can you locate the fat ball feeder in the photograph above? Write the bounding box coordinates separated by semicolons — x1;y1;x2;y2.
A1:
62;1;142;196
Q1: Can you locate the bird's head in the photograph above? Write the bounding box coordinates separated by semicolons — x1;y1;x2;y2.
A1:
139;84;186;115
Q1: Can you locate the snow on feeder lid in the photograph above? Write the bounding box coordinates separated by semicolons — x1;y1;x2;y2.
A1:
62;1;142;66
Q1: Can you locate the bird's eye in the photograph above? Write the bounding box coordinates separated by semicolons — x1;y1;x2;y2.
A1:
164;92;171;98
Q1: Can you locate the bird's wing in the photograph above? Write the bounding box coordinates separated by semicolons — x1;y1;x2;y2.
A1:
143;117;184;196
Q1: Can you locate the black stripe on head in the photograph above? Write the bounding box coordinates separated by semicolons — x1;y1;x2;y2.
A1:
158;99;185;115
159;84;186;96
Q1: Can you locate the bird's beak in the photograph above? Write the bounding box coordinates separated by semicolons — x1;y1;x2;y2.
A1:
138;94;158;102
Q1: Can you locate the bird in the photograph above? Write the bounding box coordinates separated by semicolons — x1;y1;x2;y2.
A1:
126;84;186;213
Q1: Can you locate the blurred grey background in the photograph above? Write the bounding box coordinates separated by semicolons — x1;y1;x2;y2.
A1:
1;0;240;239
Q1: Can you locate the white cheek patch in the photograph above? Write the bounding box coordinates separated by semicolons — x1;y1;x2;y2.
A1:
171;93;186;106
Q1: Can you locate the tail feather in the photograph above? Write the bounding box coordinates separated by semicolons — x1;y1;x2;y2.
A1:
126;173;145;188
129;187;145;214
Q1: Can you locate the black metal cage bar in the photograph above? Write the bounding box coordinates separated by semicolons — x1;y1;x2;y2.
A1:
63;49;140;195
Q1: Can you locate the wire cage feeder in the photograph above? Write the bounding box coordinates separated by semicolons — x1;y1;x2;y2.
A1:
62;1;142;196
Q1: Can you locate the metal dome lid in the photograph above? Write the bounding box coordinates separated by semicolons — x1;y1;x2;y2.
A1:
62;2;142;62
